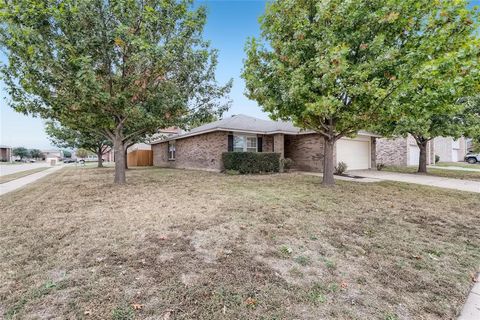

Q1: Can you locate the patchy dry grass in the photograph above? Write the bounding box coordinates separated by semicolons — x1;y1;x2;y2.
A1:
0;167;50;184
0;167;479;320
383;165;480;181
435;162;480;169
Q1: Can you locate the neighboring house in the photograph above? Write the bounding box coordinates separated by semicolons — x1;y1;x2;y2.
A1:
0;145;13;162
434;137;466;162
151;114;379;172
125;128;181;167
376;135;466;166
42;149;64;160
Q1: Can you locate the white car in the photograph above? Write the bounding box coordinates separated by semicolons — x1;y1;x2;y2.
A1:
464;152;480;164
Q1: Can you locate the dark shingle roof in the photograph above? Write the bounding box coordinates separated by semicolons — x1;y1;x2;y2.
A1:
151;114;379;144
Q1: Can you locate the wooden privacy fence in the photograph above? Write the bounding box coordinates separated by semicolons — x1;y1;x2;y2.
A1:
127;150;153;166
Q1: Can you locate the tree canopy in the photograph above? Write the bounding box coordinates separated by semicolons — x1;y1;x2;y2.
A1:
374;2;479;172
29;149;44;159
243;0;479;183
462;95;480;149
12;147;29;159
45;121;112;167
1;0;231;183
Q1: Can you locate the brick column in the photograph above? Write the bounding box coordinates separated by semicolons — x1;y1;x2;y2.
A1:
370;137;377;170
273;133;285;172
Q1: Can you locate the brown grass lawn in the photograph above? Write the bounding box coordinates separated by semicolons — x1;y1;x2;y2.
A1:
0;167;479;320
383;165;480;181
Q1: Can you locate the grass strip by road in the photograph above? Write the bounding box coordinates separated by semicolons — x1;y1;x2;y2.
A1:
0;167;50;184
435;162;480;169
383;165;480;181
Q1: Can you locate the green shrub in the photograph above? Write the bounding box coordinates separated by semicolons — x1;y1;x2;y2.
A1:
222;152;280;174
376;163;386;171
334;161;348;175
281;157;294;171
112;305;134;320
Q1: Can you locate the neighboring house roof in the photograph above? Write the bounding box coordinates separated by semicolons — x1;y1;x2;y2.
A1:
0;145;12;149
151;114;380;144
42;150;62;153
158;127;181;134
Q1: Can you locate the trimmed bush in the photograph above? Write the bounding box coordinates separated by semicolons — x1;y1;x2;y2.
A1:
281;157;294;171
222;152;280;174
334;161;348;175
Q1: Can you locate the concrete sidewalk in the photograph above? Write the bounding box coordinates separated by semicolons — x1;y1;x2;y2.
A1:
458;276;480;320
0;165;64;196
349;170;480;193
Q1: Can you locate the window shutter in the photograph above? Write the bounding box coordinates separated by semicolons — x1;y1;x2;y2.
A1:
228;134;234;152
257;137;263;152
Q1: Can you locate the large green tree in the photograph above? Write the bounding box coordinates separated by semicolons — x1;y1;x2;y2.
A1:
463;95;480;152
45;121;112;168
29;149;44;159
243;0;478;185
12;147;29;160
375;4;479;173
1;0;231;184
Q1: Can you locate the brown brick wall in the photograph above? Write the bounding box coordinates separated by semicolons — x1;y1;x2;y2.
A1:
376;137;408;166
285;134;324;172
262;135;274;152
152;131;228;171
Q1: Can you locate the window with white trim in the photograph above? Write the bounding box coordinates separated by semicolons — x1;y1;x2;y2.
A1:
168;141;176;160
233;134;257;152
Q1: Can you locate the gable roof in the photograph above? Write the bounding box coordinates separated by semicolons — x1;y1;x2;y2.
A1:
151;114;379;144
187;114;304;134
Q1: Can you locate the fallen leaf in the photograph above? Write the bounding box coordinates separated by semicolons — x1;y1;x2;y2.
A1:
471;273;478;283
131;303;143;310
341;281;348;289
245;297;257;306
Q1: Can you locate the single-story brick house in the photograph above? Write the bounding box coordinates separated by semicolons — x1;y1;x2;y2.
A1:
377;135;467;166
151;114;380;172
0;145;13;162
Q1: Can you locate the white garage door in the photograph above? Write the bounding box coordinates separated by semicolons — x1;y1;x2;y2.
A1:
336;139;370;170
408;145;420;166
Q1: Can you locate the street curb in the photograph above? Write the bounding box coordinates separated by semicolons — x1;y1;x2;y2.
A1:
458;274;480;320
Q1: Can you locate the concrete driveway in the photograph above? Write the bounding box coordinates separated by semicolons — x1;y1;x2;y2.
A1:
0;162;52;176
351;170;480;193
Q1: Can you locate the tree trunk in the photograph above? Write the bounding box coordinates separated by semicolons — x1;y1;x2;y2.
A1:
417;140;428;173
322;138;336;186
113;135;126;184
96;148;103;168
124;147;129;170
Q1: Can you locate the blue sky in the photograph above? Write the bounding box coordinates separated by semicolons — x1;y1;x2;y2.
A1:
1;0;479;149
